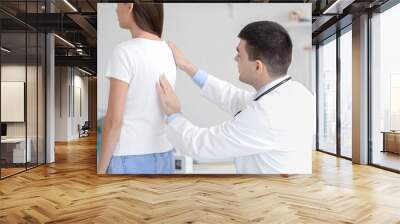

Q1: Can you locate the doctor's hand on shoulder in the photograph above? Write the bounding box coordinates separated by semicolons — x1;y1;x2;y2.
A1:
167;42;198;77
156;75;181;117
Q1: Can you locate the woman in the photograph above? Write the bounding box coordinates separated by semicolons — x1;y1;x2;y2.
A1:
98;3;176;174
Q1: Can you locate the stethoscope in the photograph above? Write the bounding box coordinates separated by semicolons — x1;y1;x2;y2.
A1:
233;76;292;118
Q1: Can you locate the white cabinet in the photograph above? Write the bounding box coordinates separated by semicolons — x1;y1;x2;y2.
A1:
1;138;31;163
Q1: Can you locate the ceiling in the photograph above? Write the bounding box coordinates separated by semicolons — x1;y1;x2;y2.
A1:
0;0;100;74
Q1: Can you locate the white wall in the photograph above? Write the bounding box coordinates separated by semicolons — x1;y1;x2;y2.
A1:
72;73;89;138
55;67;89;141
1;64;46;164
55;66;68;141
1;65;37;138
1;66;26;125
98;3;312;128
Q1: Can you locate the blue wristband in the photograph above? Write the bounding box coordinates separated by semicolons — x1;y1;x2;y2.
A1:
167;113;182;123
192;69;208;88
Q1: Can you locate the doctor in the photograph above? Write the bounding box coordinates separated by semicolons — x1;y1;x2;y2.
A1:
156;21;314;174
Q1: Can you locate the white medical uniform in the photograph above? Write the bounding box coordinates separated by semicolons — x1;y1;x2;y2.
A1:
166;72;314;174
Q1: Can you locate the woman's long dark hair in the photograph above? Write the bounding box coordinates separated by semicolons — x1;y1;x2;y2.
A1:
132;3;164;38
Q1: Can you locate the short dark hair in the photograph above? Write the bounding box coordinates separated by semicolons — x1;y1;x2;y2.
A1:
238;21;292;76
132;3;164;38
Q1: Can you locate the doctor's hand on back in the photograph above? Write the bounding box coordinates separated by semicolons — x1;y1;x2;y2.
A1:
156;75;181;116
156;42;197;116
156;21;314;174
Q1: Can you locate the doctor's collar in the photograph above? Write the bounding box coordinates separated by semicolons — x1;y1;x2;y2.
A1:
254;75;290;99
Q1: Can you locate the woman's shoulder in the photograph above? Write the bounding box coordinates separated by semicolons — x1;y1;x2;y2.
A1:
115;38;166;51
111;40;141;57
115;39;141;49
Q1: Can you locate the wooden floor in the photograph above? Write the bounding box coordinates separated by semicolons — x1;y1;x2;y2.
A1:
373;150;400;171
1;135;400;223
1;167;26;178
1;163;46;178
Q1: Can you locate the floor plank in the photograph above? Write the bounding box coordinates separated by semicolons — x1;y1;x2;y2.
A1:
1;135;400;223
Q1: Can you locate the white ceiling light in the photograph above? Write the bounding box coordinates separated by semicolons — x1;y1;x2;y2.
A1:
1;47;11;53
323;0;354;15
63;0;78;12
78;67;93;76
54;34;75;48
76;48;84;55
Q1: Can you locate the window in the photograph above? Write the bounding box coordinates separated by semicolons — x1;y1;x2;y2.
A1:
340;29;352;158
390;74;400;130
0;1;47;179
371;2;400;171
318;37;337;154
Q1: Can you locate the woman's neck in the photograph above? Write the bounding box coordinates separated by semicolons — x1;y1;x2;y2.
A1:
130;26;161;41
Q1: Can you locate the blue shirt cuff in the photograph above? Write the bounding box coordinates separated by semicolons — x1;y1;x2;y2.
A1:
167;113;182;123
192;69;208;88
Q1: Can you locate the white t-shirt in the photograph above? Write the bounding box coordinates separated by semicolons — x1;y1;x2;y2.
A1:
105;38;176;156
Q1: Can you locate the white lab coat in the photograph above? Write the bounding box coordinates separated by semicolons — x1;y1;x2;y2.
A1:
166;74;314;174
